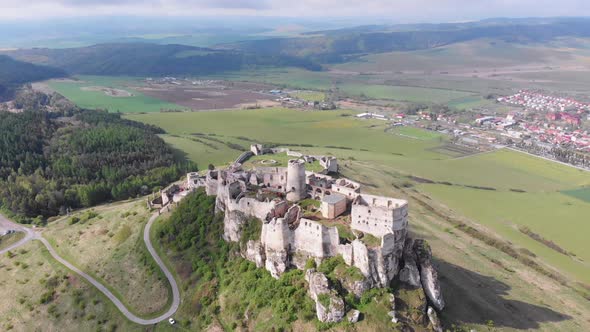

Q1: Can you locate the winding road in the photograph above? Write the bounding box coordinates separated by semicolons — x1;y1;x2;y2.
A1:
0;212;180;325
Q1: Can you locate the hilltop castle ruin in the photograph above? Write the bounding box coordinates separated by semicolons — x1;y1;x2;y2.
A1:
186;150;443;324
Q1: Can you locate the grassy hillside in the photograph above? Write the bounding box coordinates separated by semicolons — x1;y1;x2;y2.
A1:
42;200;171;318
0;241;141;331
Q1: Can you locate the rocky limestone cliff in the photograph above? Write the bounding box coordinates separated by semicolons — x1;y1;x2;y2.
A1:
399;238;422;288
414;239;445;312
223;210;248;242
350;229;406;288
219;194;443;327
305;269;346;323
244;240;265;268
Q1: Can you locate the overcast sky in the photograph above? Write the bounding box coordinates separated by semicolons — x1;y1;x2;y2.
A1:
2;0;590;22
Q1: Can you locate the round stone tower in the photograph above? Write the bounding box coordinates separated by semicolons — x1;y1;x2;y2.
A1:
286;159;307;202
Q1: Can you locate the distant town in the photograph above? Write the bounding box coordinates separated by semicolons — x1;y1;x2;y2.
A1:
361;90;590;170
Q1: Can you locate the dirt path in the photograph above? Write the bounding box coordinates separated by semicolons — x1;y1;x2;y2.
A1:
0;212;180;325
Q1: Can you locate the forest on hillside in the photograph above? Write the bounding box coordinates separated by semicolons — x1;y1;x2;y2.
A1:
0;55;65;101
0;91;192;223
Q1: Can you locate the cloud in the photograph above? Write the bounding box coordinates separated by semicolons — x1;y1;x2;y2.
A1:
52;0;270;9
2;0;590;21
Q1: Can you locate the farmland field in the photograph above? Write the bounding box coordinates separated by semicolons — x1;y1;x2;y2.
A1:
338;84;476;103
207;68;333;90
47;76;186;113
389;126;444;140
290;91;326;102
127;108;590;284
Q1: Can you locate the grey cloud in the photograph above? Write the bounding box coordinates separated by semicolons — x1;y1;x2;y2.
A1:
52;0;270;9
3;0;590;20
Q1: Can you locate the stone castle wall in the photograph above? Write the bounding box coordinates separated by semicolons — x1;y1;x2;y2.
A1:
351;194;408;238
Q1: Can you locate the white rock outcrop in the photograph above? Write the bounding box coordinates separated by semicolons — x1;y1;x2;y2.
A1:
414;240;445;311
305;269;346;323
427;306;443;332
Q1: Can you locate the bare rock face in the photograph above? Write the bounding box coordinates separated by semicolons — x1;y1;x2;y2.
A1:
399;238;422;288
348;309;361;323
265;248;289;279
223;210;248;242
305;269;346;323
376;232;405;286
342;277;371;298
413;239;445;311
351;230;406;288
244;240;265;268
427;306;443;332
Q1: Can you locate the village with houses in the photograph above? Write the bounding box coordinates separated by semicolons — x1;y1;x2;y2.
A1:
351;90;590;170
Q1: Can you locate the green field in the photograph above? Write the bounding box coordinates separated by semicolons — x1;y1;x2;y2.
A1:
47;76;186;113
562;187;590;203
126;108;445;161
127;109;590;284
290;91;326;102
390;126;444;140
447;95;496;110
207;68;333;90
339;83;476;103
162;134;247;169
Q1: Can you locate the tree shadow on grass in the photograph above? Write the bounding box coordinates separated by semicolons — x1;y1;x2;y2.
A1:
435;259;572;330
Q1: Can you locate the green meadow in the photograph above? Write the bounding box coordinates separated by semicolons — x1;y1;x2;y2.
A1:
47;76;185;113
562;187;590;203
126;108;590;283
338;84;476;104
207;68;333;90
290;91;326;102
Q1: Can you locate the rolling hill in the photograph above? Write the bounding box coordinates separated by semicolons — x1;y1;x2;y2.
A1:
225;17;590;63
0;55;66;100
2;43;321;77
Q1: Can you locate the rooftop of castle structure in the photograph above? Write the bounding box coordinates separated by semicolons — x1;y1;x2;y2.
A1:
353;193;407;210
334;178;361;190
322;193;347;205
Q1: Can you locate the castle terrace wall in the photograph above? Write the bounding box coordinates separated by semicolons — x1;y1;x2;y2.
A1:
291;218;340;258
230;197;278;222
